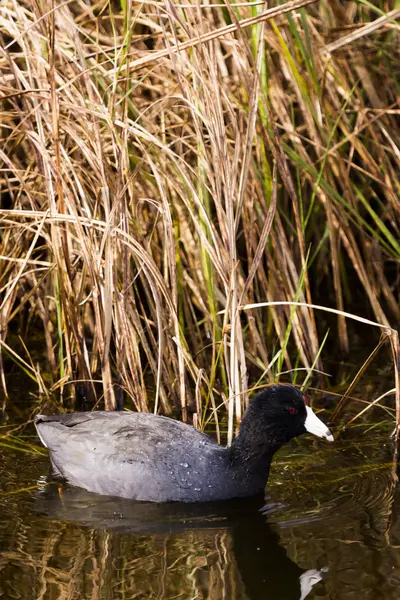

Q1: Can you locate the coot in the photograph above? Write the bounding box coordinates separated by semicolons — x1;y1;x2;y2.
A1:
35;384;333;502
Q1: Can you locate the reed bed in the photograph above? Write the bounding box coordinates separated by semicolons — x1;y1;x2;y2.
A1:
0;0;399;437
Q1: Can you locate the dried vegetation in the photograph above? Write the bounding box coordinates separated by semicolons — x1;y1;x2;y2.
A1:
0;0;399;436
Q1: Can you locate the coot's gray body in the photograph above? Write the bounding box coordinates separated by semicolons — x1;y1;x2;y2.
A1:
36;411;241;501
35;385;333;502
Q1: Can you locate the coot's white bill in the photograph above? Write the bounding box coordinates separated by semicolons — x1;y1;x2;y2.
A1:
304;406;334;441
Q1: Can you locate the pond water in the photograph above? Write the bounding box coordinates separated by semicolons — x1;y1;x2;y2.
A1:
1;388;400;600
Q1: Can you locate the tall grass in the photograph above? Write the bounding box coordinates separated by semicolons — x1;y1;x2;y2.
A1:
0;0;399;436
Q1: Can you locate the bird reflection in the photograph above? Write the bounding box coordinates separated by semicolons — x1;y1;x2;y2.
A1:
34;484;327;600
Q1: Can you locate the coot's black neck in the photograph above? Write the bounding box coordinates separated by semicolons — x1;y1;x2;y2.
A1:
227;407;285;493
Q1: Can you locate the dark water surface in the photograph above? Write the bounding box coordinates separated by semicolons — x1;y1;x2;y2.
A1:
1;399;400;599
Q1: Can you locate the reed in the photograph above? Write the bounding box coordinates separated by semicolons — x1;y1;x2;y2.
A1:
0;0;399;435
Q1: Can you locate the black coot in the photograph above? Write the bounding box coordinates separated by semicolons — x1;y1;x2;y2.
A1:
35;384;333;502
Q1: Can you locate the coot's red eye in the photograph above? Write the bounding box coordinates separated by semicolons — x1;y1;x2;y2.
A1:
288;407;297;415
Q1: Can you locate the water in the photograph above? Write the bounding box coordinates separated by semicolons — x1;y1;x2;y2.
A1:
1;400;399;599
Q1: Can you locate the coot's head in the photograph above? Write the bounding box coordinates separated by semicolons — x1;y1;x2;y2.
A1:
240;384;333;447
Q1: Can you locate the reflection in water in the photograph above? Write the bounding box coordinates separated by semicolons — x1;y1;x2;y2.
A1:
1;426;400;600
32;484;323;600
